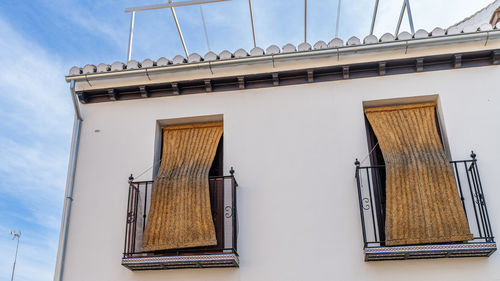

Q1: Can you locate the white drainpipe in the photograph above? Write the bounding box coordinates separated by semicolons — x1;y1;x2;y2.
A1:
53;80;82;281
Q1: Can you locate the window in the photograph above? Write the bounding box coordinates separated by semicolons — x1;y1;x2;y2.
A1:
143;123;223;251
122;121;239;270
356;100;495;260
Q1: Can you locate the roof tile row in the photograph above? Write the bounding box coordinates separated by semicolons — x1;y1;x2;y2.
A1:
69;23;500;76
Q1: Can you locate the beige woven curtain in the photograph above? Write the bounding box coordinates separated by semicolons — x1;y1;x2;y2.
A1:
142;122;223;251
365;102;472;246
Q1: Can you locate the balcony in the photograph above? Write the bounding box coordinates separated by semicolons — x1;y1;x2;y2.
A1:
355;152;496;261
122;174;239;270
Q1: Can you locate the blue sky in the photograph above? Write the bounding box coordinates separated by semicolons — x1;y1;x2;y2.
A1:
0;0;494;280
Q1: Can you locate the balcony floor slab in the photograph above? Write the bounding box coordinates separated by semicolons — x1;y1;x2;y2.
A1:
122;252;239;270
365;242;496;261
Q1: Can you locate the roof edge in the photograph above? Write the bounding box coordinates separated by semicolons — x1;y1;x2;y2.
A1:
67;30;500;85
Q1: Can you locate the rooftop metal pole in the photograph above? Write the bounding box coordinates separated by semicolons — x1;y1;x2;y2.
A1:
127;11;135;62
170;6;189;57
248;0;256;48
125;0;229;57
404;0;415;34
395;1;406;35
335;0;341;38
10;231;21;281
370;0;379;35
199;5;211;51
304;0;307;42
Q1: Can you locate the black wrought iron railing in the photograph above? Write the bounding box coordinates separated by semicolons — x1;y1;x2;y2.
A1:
354;152;494;249
123;171;238;258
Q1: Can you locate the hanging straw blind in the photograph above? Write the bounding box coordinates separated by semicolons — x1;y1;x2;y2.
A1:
365;102;472;246
142;122;223;251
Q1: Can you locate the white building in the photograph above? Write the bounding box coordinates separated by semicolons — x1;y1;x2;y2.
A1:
54;2;500;281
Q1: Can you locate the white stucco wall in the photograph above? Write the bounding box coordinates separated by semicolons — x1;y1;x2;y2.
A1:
63;64;500;281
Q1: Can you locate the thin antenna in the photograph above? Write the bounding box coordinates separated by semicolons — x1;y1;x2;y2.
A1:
170;6;189;57
127;11;135;62
200;5;211;51
395;0;406;35
335;0;341;38
124;0;229;60
248;0;256;48
395;0;415;35
404;0;415;34
370;0;379;35
304;0;307;43
10;230;21;281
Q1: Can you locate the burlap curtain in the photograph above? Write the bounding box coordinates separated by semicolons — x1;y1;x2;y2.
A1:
142;122;223;251
365;102;472;246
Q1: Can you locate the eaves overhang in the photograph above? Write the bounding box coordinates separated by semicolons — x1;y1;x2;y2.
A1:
67;30;500;103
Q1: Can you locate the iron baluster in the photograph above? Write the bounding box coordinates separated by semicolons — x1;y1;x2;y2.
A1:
471;153;494;241
124;180;130;256
143;182;148;234
469;161;487;239
124;175;133;257
452;162;468;220
230;167;237;252
365;168;378;242
132;182;139;253
373;167;385;245
221;177;226;249
354;159;368;248
464;161;482;238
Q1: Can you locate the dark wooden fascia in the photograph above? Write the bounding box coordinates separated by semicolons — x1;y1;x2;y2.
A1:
75;49;500;104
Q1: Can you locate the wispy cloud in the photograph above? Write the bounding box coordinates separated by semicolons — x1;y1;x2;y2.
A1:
38;0;130;51
0;16;73;281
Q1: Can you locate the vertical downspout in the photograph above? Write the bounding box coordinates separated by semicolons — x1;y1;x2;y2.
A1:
53;80;83;281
